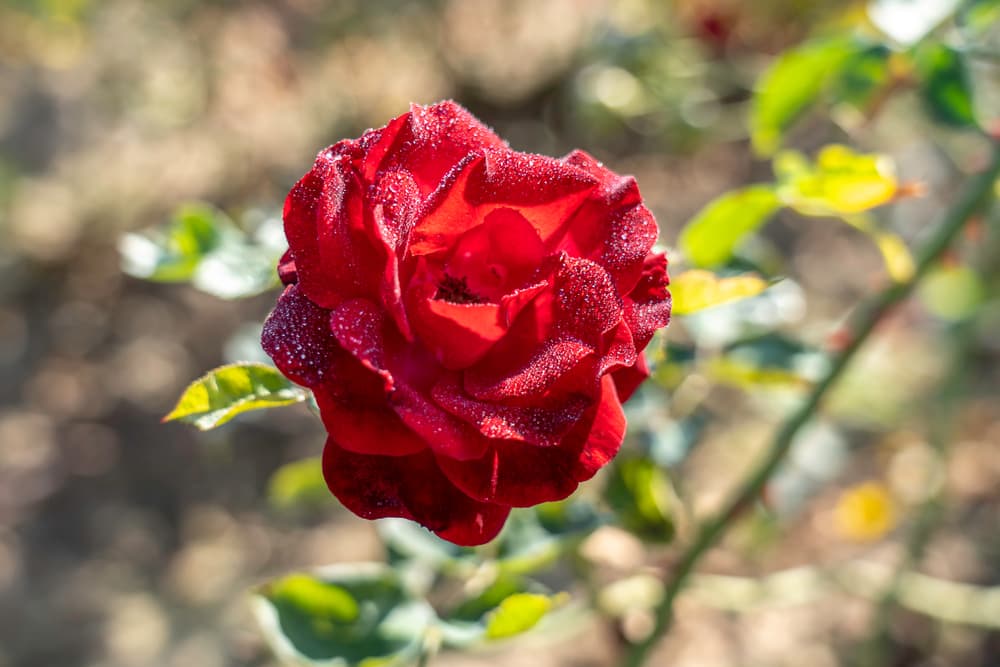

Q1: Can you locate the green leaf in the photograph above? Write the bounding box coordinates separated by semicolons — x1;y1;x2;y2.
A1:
680;186;782;268
268;458;334;511
484;593;564;640
831;44;893;109
604;456;676;543
777;145;901;216
670;270;770;315
120;203;223;282
916;44;977;127
254;564;435;666
707;333;826;390
750;37;856;155
959;0;1000;34
164;362;309;430
120;203;285;299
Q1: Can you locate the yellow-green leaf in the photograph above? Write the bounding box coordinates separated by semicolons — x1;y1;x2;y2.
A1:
778;145;901;216
670;270;770;315
266;575;361;625
751;37;856;155
680;186;782;268
484;593;564;640
164;362;308;430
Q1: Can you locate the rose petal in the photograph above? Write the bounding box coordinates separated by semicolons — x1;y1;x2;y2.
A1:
409;148;598;256
277;249;297;285
313;388;426;457
611;353;649;402
323;443;510;546
261;285;335;388
432;375;591;447
284;151;381;308
378;101;505;195
437;375;626;507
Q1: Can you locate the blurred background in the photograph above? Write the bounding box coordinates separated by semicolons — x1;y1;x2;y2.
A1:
1;0;999;666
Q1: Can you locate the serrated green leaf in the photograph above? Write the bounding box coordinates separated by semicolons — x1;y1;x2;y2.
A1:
164;362;308;430
778;145;900;216
670;270;770;315
605;456;676;543
916;43;977;127
750;37;856;155
268;458;334;511
484;593;562;640
254;564;435;666
680;186;782;268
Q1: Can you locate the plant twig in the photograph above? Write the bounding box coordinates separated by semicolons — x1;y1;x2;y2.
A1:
622;143;1000;667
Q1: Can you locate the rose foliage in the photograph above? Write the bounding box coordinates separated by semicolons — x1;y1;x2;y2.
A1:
262;101;671;545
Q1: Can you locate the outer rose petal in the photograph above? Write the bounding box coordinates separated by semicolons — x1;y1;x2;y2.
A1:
322;442;509;546
284;150;382;308
437;375;626;507
261;285;335;388
312;388;425;457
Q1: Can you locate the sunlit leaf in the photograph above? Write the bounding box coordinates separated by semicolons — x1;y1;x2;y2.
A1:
268;458;333;511
842;214;916;282
254;564;435;666
778;145;901;215
833;481;897;541
164;362;309;430
670;270;770;315
604;456;676;543
750;37;856;155
916;44;977;127
959;0;1000;34
484;593;565;640
707;333;827;390
680;186;782;268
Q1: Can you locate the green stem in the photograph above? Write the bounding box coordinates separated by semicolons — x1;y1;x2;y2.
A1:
623;143;1000;667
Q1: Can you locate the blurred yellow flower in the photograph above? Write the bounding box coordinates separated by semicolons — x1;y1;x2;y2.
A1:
833;481;897;542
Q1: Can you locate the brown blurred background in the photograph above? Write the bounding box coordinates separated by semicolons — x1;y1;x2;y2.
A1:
2;1;999;666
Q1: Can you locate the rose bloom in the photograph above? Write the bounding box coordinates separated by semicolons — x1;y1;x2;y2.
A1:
263;101;670;545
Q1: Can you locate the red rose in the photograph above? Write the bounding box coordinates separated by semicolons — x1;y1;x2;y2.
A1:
262;101;671;545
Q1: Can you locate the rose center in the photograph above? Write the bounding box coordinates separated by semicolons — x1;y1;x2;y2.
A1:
434;274;486;304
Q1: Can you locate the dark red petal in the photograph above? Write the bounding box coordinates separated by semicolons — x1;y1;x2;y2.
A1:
261;285;335;388
432;375;591;447
322;442;510;546
377;101;505;195
283;151;381;308
555;150;659;294
329;298;394;393
277;249;297;285
328;298;489;461
624;252;672;351
552;255;623;341
312;388;425;457
464;338;594;402
437;375;626;507
569;374;627;481
611;353;649;403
